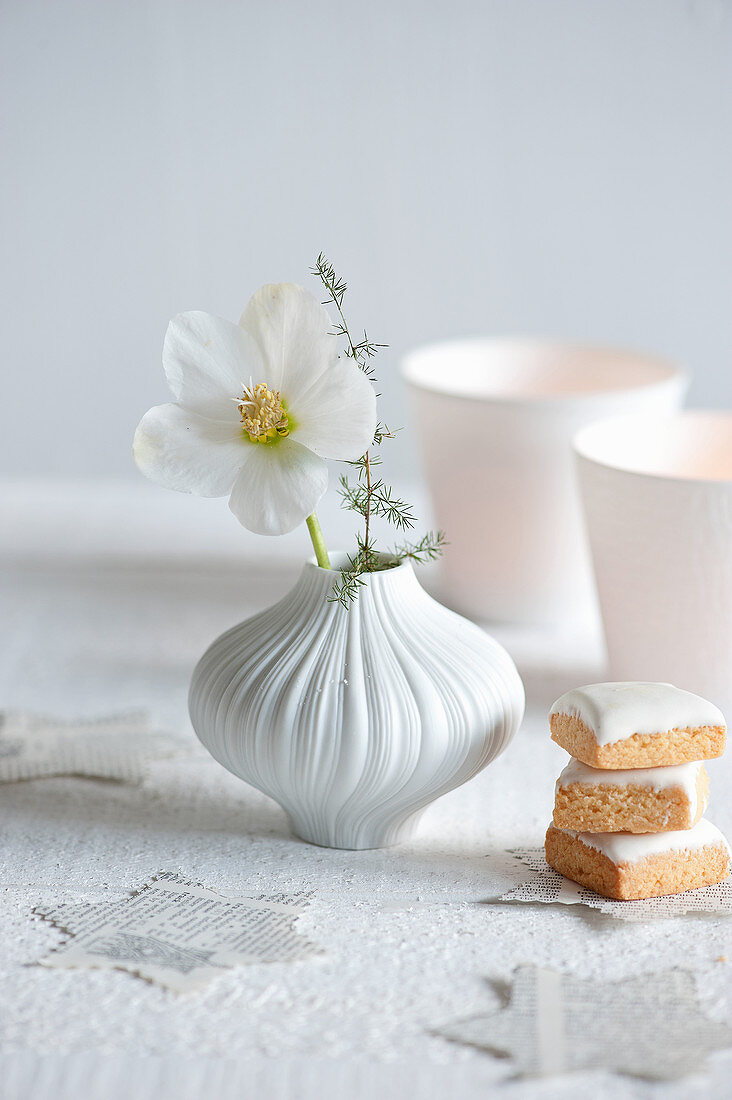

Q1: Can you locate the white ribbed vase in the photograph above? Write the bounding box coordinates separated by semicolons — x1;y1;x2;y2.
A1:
189;556;524;849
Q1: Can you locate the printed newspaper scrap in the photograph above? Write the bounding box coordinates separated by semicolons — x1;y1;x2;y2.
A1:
0;710;186;784
497;847;732;921
440;965;732;1080
35;872;323;993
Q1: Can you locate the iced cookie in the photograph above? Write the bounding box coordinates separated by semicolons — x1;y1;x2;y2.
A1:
545;819;730;901
550;682;726;769
553;759;709;833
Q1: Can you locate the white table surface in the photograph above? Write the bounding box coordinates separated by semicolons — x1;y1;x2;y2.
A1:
1;481;730;1100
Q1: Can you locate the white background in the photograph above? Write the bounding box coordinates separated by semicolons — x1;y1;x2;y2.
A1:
1;0;731;482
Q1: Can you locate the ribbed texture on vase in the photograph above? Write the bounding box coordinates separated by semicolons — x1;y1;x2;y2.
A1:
189;557;524;849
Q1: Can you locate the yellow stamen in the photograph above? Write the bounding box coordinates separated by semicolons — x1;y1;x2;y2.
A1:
235;381;289;443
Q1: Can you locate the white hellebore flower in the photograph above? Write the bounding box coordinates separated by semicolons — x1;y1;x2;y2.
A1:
133;283;377;535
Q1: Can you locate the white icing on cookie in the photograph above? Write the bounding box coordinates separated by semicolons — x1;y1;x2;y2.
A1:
549;682;725;746
555;759;704;816
558;818;729;865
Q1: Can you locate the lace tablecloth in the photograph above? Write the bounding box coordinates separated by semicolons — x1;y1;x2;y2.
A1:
1;482;730;1099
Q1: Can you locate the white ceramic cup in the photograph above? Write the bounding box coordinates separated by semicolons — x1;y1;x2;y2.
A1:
401;338;686;624
575;410;732;717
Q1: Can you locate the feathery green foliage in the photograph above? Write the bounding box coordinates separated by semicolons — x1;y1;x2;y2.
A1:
311;253;447;606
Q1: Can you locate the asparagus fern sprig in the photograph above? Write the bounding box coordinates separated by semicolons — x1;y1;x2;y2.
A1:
311;253;447;606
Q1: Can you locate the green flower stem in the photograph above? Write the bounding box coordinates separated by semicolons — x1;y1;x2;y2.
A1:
306;512;331;570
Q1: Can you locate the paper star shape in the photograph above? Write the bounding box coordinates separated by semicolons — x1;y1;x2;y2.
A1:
0;710;186;784
34;872;323;992
497;847;732;921
440;965;732;1080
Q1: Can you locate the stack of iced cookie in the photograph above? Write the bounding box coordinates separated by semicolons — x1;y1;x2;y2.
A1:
544;682;730;900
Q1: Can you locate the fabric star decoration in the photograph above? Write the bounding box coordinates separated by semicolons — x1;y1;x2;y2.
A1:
439;965;732;1080
496;847;732;921
0;711;185;785
35;872;323;993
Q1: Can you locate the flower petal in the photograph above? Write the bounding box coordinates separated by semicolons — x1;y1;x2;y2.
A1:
163;312;264;418
133;403;247;496
228;438;328;535
239;283;338;404
289;357;377;460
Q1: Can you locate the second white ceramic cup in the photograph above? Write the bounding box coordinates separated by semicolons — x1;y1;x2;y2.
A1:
575;410;732;717
401;339;687;624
